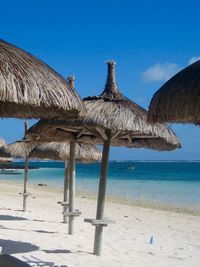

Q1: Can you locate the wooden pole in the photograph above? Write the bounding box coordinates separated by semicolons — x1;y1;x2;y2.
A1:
63;161;69;223
23;156;28;212
93;130;111;256
23;121;28;212
68;139;76;235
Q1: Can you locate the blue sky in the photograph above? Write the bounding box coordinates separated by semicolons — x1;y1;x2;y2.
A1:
0;0;200;160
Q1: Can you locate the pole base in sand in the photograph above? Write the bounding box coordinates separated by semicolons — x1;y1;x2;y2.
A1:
84;218;115;256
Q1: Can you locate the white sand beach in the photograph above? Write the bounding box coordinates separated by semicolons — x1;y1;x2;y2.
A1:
0;180;199;267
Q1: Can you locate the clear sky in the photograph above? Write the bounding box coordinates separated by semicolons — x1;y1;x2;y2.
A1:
0;0;200;160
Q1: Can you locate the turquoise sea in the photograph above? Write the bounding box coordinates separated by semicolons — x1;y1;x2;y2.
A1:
1;161;200;211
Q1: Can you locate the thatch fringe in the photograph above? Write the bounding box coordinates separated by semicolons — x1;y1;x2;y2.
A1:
0;157;13;162
25;118;180;151
0;39;86;119
0;141;36;158
148;60;200;124
0;140;101;162
0;138;6;148
29;142;102;163
0;139;13;161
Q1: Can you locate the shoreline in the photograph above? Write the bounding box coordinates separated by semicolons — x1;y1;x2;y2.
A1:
77;191;200;216
0;179;199;216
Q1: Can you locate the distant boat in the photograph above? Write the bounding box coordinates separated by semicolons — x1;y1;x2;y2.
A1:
118;165;135;170
0;169;23;175
127;165;135;170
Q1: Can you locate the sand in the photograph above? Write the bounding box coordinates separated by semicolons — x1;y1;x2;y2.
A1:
0;179;199;267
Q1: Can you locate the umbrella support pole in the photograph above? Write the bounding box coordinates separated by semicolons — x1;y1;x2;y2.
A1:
68;140;76;235
93;132;111;256
23;157;29;212
63;161;69;223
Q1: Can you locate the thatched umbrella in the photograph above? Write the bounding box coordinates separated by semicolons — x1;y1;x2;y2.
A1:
0;138;6;148
26;61;180;255
0;39;86;119
2;132;36;159
0;123;36;211
0;137;101;217
0;138;13;165
29;142;102;223
148;60;200;124
0;157;13;163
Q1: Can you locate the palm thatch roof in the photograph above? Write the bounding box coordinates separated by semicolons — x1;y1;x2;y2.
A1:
148;60;200;124
0;140;101;163
29;142;102;163
0;139;12;161
26;62;180;151
0;157;13;162
0;138;6;148
0;141;36;158
0;39;86;119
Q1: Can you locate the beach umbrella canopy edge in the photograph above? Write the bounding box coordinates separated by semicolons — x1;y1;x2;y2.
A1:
0;39;86;119
148;60;200;124
29;142;102;163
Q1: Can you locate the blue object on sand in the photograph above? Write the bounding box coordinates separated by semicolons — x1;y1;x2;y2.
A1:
150;236;153;244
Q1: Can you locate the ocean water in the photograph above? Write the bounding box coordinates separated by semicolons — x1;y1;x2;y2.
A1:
1;161;200;211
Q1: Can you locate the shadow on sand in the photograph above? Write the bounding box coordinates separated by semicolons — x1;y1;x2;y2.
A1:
0;225;59;235
43;249;92;255
0;215;28;221
43;249;71;254
0;239;39;254
34;230;58;234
